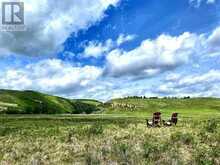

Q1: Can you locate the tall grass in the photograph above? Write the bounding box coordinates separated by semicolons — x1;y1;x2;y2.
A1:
0;117;219;164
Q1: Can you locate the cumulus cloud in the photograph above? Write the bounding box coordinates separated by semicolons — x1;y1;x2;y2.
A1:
0;59;102;95
116;34;136;46
206;27;220;56
83;39;113;58
155;70;220;97
208;27;220;47
82;34;135;58
0;0;120;56
174;70;220;87
104;32;199;78
103;25;220;79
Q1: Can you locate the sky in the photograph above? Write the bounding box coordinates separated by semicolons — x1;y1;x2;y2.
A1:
0;0;220;101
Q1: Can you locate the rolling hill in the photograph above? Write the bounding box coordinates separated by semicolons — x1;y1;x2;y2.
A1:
0;89;100;114
1;89;220;118
103;97;220;118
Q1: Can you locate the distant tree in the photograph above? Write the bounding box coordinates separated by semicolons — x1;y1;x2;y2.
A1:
183;96;190;99
72;101;99;114
150;97;158;99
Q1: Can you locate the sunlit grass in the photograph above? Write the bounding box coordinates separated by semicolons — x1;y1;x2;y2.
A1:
0;115;219;164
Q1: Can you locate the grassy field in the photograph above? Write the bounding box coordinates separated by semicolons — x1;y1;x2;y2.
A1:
104;98;220;119
0;90;99;114
0;91;220;164
0;114;219;164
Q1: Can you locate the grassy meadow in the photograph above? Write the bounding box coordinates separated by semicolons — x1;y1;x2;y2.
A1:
0;90;220;164
104;97;220;119
0;114;219;164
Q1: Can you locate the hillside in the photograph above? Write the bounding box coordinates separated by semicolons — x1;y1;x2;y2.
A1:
0;89;99;114
75;99;102;106
1;90;220;117
103;97;220;118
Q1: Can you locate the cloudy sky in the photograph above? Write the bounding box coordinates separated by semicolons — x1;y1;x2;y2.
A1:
0;0;220;100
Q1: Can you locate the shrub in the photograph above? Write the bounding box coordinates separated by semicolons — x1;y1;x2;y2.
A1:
84;152;100;165
118;121;129;128
142;135;170;161
0;127;17;136
143;142;159;159
193;145;215;165
112;142;133;164
0;127;9;136
171;131;195;145
87;123;103;135
198;130;210;143
5;107;22;114
72;101;99;114
203;119;218;133
143;142;170;161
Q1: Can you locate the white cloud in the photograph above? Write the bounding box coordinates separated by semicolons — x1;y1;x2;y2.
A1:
206;27;220;56
85;69;220;100
165;73;181;81
207;27;220;46
176;70;220;87
0;0;120;56
155;70;220;97
83;39;113;58
82;33;135;58
103;26;220;78
207;0;215;4
104;32;199;77
189;0;216;7
116;34;136;46
0;59;102;95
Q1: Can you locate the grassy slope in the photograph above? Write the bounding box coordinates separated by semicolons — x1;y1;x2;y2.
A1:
103;98;220;119
0;89;76;114
0;89;99;114
75;99;102;106
0;89;220;118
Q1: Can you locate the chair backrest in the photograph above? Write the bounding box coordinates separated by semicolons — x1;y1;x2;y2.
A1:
153;112;161;125
171;113;178;125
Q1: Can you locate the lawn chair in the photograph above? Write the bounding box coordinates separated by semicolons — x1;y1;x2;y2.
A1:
146;112;162;127
163;113;178;126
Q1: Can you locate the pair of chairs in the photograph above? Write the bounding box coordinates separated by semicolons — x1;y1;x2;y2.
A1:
146;112;178;127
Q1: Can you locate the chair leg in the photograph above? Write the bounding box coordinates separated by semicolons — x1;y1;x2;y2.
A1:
146;119;152;127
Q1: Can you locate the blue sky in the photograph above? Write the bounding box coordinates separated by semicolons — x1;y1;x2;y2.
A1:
0;0;220;100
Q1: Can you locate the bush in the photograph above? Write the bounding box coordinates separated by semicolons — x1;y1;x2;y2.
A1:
193;145;217;165
112;142;133;164
142;135;170;161
72;101;99;114
203;119;218;133
171;132;195;145
87;123;103;135
0;127;18;136
5;107;22;114
66;124;103;141
143;142;159;159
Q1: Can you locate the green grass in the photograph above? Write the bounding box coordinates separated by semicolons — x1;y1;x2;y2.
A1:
1;89;220;118
0;91;220;164
0;115;219;164
0;89;99;114
103;98;220;119
75;99;103;106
